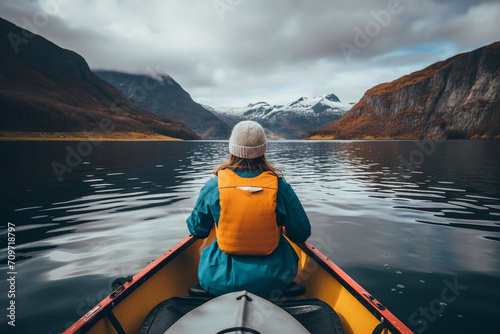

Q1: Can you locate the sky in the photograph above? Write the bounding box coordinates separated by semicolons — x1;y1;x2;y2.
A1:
1;0;499;108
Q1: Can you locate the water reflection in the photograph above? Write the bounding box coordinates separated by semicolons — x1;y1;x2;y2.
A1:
0;140;499;334
272;141;500;274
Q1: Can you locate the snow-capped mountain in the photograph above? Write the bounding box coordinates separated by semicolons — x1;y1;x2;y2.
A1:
209;94;351;139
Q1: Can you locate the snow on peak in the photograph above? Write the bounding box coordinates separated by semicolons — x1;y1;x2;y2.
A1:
207;93;351;139
247;101;271;108
211;93;350;119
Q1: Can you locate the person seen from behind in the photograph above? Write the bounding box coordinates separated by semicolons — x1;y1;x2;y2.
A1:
187;121;311;297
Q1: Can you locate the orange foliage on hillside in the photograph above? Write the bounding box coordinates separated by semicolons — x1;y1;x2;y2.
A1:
308;111;426;139
309;41;500;140
365;42;500;100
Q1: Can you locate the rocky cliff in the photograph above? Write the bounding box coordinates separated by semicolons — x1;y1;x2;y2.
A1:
308;41;500;139
95;71;231;139
0;17;199;140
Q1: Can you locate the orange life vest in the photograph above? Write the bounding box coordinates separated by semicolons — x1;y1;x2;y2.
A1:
216;169;280;256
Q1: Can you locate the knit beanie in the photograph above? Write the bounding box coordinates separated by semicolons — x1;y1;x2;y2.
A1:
229;121;267;159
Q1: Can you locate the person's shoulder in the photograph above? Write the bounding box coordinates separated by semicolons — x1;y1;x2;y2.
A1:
197;175;219;199
204;174;219;190
277;176;292;191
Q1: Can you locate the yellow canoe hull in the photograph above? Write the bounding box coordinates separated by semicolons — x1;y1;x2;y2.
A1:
65;231;413;334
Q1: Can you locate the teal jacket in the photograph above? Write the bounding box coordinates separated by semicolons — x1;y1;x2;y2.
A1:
187;170;311;297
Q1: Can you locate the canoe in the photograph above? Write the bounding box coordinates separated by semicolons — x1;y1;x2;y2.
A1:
64;230;414;334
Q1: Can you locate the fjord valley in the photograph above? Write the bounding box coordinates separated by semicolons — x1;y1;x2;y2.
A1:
1;14;498;142
1;5;500;334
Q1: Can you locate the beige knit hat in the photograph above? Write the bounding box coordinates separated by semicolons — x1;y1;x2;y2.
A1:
229;121;267;159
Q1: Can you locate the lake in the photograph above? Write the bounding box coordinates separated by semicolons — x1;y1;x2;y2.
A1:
1;140;499;334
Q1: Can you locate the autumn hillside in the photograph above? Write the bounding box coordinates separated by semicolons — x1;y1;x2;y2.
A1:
0;17;199;140
308;41;500;139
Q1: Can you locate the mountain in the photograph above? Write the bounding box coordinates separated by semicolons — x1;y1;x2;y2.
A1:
0;17;198;140
94;71;231;140
210;94;350;139
308;42;500;139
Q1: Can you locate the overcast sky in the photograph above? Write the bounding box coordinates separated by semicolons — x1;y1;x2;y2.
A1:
1;0;499;107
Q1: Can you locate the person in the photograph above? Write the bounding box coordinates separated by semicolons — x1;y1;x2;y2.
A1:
186;121;311;298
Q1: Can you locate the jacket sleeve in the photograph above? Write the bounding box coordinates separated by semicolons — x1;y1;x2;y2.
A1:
277;179;311;243
186;177;218;239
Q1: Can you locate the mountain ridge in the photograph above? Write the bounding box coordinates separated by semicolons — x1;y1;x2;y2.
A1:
0;17;199;140
308;41;500;139
210;94;350;139
94;70;231;139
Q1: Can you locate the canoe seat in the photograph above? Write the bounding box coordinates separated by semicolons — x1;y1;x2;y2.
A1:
280;281;306;297
188;285;216;297
188;282;306;298
139;294;343;334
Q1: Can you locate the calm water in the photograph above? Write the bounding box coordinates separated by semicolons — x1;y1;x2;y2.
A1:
1;140;499;334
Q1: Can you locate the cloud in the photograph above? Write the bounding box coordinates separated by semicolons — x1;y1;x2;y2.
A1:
0;0;498;107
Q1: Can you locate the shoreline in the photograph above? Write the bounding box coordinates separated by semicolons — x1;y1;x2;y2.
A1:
306;134;500;140
0;131;182;141
1;131;497;142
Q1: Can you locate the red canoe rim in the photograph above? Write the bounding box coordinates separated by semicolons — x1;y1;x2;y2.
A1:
300;241;414;334
64;235;414;334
